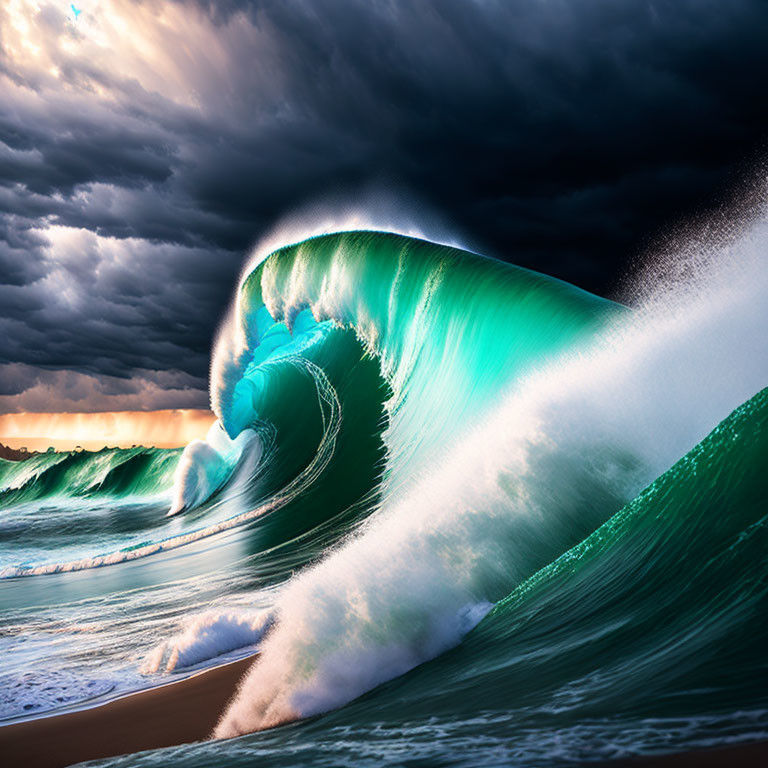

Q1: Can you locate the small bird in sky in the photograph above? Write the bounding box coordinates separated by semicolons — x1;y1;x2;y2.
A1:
71;4;82;20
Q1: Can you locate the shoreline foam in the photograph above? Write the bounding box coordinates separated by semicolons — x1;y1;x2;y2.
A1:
0;654;254;768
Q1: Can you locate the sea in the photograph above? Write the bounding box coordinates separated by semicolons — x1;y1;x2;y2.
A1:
1;224;766;766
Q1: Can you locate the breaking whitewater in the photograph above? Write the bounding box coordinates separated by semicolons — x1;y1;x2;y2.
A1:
1;208;766;766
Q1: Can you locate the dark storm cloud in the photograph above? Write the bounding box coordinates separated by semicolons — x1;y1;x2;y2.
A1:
1;0;767;411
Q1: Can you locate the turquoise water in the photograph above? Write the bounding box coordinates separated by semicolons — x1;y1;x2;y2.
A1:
0;227;766;765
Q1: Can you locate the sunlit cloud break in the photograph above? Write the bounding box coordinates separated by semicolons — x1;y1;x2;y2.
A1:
0;407;215;450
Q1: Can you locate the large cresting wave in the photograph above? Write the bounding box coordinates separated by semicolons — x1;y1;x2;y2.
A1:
156;218;766;738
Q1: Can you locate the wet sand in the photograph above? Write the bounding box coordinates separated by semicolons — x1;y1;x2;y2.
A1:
0;655;254;768
2;658;766;768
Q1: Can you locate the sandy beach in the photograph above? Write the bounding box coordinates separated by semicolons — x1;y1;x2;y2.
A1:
1;654;766;768
0;655;254;768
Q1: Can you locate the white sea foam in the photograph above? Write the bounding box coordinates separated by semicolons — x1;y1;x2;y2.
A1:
142;610;274;674
0;670;117;720
168;422;259;516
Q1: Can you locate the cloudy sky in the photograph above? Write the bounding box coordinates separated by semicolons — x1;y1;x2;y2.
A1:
1;0;766;413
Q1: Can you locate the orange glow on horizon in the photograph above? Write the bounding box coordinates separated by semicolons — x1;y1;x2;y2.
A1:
0;409;216;452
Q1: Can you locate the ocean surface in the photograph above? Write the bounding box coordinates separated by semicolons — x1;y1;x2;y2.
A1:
0;226;766;766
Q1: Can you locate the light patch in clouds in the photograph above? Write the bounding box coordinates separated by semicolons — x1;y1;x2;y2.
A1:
0;363;208;413
2;0;263;112
0;406;214;449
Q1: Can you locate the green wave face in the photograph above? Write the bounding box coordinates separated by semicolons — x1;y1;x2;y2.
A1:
212;231;620;499
0;446;180;508
377;386;768;723
0;447;182;572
